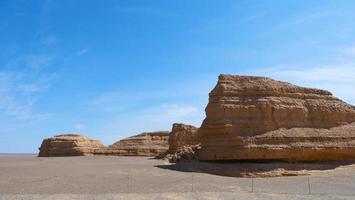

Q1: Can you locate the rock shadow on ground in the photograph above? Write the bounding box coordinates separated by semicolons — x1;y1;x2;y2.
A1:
155;160;355;177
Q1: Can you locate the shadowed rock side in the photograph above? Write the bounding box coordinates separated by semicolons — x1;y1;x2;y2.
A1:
38;134;106;157
107;131;169;156
198;74;355;161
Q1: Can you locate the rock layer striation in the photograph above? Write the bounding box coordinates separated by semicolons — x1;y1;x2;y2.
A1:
198;74;355;161
107;131;169;156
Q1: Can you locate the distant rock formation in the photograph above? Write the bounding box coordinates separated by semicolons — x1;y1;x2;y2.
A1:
107;131;169;156
198;74;355;161
168;123;199;153
38;134;106;157
39;132;169;157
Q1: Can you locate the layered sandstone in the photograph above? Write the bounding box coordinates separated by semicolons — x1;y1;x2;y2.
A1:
38;134;106;157
107;131;169;156
168;123;199;153
198;74;355;161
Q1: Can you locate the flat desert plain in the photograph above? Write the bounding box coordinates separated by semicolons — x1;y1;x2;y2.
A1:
1;155;355;200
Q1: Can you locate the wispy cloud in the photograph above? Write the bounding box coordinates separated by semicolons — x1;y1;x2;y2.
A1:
73;124;85;132
84;75;215;143
1;0;62;124
24;54;55;69
239;11;269;23
252;63;355;104
261;65;355;83
340;45;355;56
85;75;213;113
99;103;204;143
115;5;177;18
0;72;40;121
163;104;201;119
40;35;59;46
259;9;339;36
76;48;90;56
0;54;59;122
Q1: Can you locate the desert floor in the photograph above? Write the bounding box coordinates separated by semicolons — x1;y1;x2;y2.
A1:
1;155;355;200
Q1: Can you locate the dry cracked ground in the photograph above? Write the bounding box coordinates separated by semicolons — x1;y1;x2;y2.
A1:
1;155;355;200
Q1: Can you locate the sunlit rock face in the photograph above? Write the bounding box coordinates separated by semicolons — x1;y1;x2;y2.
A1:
107;131;169;156
38;134;106;157
198;74;355;161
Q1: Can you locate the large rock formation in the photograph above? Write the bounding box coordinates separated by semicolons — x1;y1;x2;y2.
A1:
198;74;355;161
38;134;106;157
168;123;199;153
107;131;169;156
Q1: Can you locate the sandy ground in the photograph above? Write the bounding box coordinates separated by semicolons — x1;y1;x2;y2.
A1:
1;155;355;200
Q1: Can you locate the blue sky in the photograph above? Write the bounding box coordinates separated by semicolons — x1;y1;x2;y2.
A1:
1;0;355;153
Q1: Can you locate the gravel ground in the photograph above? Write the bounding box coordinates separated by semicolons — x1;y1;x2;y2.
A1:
1;155;355;200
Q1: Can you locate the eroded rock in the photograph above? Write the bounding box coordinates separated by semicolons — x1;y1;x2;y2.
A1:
107;131;169;156
38;134;106;157
168;123;199;153
198;74;355;161
164;144;201;163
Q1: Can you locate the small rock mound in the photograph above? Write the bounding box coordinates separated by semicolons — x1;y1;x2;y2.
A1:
38;134;106;157
163;144;201;163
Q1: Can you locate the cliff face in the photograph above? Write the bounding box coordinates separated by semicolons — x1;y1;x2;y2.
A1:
107;131;169;156
168;123;199;153
198;74;355;161
38;134;106;157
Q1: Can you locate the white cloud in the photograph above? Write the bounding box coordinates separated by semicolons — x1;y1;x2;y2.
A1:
73;124;85;131
115;5;177;18
264;65;355;83
25;54;55;69
0;72;37;120
82;75;214;144
16;84;44;93
82;74;218;143
252;64;355;104
163;104;200;119
259;9;338;36
76;48;90;56
98;103;205;144
341;46;355;56
0;54;58;122
85;75;213;113
40;35;58;45
239;11;269;23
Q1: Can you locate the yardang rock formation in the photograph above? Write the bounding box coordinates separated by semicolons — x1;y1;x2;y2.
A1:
39;132;169;157
168;123;199;153
38;74;355;162
158;123;200;162
107;131;169;156
198;74;355;161
38;134;106;157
